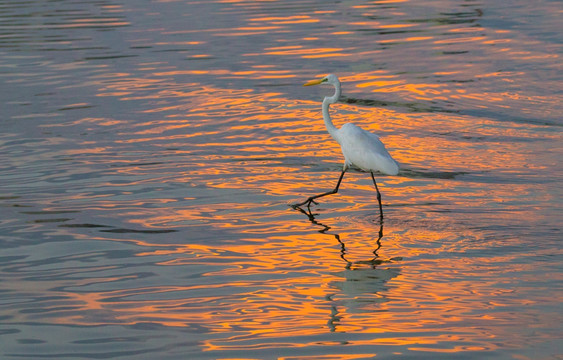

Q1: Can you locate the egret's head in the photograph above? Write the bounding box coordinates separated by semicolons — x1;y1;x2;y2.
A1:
303;74;339;87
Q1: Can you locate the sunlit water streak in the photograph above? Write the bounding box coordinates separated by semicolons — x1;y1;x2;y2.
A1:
0;0;562;359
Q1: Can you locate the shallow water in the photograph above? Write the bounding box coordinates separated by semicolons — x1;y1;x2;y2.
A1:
1;0;562;359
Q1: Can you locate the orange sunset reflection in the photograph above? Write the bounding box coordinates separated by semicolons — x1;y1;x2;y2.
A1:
21;2;557;353
26;89;548;360
1;0;561;358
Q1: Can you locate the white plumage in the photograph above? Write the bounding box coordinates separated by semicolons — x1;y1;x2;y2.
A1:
336;122;399;176
293;74;399;219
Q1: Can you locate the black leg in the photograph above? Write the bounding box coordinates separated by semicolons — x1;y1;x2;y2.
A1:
292;169;347;208
370;172;384;220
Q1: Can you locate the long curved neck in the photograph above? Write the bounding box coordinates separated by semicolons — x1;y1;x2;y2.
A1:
322;81;341;141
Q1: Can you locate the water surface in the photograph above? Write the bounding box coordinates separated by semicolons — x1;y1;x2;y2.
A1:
1;0;562;359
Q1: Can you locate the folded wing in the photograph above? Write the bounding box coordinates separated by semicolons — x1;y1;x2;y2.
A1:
336;123;399;175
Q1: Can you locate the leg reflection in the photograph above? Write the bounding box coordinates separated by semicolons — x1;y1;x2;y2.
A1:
293;205;401;333
292;205;384;268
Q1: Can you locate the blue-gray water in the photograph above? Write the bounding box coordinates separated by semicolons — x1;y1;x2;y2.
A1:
1;0;562;359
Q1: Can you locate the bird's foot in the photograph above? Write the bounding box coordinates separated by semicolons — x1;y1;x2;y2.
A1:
291;198;318;209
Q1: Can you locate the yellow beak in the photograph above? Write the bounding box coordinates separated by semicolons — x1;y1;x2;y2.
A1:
303;78;325;86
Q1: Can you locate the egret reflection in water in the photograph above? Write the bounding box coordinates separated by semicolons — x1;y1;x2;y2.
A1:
294;205;401;331
293;205;401;269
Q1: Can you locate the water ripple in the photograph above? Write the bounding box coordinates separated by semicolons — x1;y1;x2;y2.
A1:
0;0;561;359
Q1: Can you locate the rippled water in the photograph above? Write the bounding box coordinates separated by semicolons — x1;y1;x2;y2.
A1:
1;0;562;359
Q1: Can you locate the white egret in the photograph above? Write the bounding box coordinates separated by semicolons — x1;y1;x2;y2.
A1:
293;74;399;218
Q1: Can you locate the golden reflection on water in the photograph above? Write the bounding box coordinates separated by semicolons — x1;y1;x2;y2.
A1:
6;85;554;360
2;0;561;358
36;66;551;351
